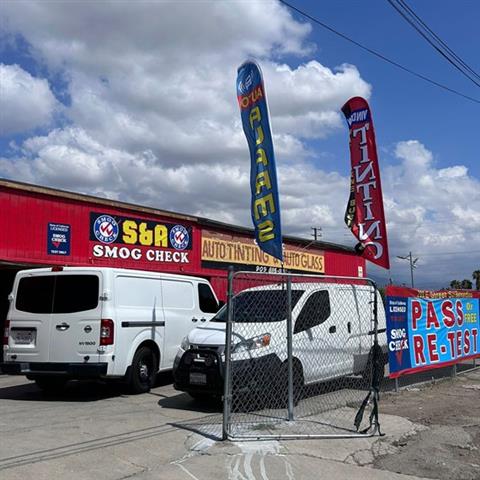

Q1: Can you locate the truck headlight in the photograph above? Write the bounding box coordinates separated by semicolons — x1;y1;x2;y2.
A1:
181;336;190;351
233;333;271;353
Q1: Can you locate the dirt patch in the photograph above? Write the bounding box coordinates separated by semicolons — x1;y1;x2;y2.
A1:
375;370;480;480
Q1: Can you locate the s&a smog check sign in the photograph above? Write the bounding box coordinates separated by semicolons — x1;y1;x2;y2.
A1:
89;212;192;265
386;286;480;378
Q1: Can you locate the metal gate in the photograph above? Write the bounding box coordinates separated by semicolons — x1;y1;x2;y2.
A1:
222;271;386;440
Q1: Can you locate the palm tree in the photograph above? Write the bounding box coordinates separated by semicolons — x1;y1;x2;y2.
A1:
461;279;472;289
450;280;461;289
473;270;480;290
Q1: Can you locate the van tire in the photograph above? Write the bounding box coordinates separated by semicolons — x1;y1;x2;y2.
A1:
188;392;215;402
362;346;387;387
128;346;158;394
279;359;304;407
34;377;68;394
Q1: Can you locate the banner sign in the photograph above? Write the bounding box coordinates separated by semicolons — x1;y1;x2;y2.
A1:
386;286;480;378
89;212;192;264
201;231;324;274
47;223;71;256
341;97;390;269
237;60;283;262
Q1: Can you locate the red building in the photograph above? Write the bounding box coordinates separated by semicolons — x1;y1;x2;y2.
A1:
0;178;365;336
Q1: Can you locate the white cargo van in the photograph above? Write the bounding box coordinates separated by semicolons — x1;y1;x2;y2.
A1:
2;267;219;393
173;282;387;400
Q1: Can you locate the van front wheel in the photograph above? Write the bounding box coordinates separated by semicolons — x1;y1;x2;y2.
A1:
128;346;158;394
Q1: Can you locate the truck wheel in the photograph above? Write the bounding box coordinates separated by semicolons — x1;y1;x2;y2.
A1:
188;392;212;402
279;359;304;407
362;347;386;387
34;377;68;394
128;346;158;394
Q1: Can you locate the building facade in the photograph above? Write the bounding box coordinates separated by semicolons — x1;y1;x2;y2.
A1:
0;179;366;341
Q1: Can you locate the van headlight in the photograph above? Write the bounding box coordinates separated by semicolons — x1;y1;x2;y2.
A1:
181;336;190;351
233;333;271;353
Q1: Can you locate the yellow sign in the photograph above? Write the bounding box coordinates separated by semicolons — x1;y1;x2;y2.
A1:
201;235;324;273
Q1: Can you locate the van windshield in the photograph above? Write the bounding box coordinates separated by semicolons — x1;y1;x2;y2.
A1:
211;289;304;323
16;275;99;314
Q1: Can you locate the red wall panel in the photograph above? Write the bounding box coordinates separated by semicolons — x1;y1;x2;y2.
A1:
0;184;366;301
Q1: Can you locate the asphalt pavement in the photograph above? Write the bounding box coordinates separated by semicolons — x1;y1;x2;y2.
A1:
0;370;478;480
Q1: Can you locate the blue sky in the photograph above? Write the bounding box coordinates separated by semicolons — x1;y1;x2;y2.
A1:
286;0;480;178
0;0;479;288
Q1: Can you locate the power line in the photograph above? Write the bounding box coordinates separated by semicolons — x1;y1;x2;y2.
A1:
278;0;480;104
395;0;480;84
409;250;480;257
386;0;480;87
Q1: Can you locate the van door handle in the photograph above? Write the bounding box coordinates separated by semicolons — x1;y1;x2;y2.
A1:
329;325;336;334
192;317;198;323
347;322;351;334
56;323;70;331
200;317;207;322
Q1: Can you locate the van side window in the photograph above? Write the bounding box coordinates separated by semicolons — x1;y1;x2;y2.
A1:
294;290;331;334
198;283;218;313
162;280;194;309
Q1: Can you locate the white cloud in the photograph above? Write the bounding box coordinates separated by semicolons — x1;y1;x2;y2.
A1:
0;2;478;288
1;1;370;167
0;64;58;135
380;140;480;287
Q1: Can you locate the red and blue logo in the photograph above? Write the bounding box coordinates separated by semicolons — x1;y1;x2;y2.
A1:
169;225;189;250
93;215;119;244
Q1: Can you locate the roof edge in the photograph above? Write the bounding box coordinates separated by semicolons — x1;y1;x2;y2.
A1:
0;178;356;254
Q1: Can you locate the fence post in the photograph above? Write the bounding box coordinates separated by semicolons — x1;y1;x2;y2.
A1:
372;281;379;346
452;363;457;378
222;267;234;440
286;275;294;421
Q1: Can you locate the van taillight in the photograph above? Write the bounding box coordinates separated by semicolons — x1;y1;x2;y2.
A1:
3;320;10;345
100;319;114;345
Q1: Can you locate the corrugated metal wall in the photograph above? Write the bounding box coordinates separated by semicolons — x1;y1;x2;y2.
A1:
0;183;366;302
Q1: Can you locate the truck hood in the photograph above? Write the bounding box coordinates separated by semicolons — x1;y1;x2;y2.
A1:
187;322;226;346
187;321;278;348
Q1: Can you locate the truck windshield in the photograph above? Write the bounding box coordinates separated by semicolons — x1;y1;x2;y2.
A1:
16;275;99;314
211;289;304;323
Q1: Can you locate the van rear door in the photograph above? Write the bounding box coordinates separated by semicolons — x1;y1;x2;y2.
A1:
48;273;102;363
8;274;55;363
8;271;102;365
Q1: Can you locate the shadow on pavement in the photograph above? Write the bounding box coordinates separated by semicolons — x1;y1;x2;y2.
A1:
0;379;126;402
0;371;176;402
158;391;222;413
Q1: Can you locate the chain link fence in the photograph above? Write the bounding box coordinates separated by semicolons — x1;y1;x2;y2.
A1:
222;271;387;440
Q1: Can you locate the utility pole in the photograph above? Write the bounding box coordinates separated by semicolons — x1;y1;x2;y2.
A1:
397;252;419;288
311;227;322;241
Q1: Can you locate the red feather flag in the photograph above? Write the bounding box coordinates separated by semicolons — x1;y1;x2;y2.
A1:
342;97;390;270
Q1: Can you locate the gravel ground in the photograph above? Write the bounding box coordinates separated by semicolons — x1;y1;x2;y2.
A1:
375;368;480;480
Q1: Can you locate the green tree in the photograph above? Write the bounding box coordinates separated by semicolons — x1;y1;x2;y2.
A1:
473;270;480;290
450;279;472;289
